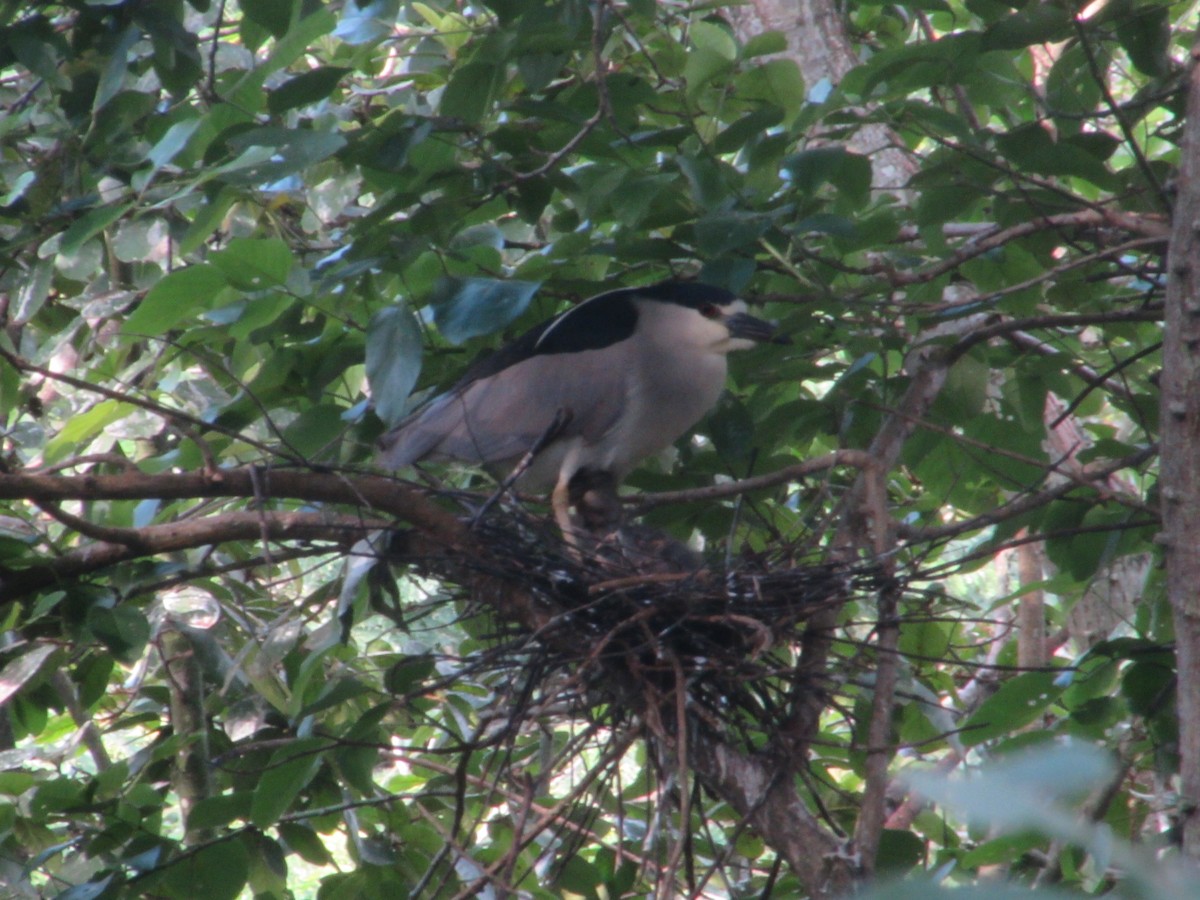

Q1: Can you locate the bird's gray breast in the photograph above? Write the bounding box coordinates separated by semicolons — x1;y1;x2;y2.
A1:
604;340;728;475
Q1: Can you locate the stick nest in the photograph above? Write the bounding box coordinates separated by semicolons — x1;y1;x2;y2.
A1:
400;501;879;746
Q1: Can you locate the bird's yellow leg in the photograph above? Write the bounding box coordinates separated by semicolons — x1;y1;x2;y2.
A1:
552;477;582;549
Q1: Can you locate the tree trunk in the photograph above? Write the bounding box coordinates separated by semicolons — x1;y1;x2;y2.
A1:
727;0;917;193
161;627;214;845
1160;36;1200;860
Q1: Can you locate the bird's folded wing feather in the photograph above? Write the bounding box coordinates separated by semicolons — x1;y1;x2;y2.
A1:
378;351;626;469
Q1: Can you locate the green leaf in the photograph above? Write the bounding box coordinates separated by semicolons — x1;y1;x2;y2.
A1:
430;277;541;344
557;854;603;895
242;0;294;37
281;404;346;459
763;58;806;120
441;61;502;124
268;66;351;114
59;875;115;900
1;170;36;208
690;20;737;60
61;203;132;256
187;792;253;831
299;676;373;719
43;399;137;462
32;777;86;817
693;211;771;256
783;147;871;206
122;264;229;336
684;46;734;99
144;119;203;182
366;305;424;427
981;5;1073;50
859;883;1078;900
219;127;347;183
737;58;806;125
246;831;289;895
850;33;981;96
1118;5;1171;77
742;31;787;58
0;645;56;706
960;832;1046;868
876;828;925;874
335;741;380;795
250;739;327;828
209;237;294;289
93;25;141;113
278;822;332;865
262;7;338;76
518;52;567;93
86;606;151;664
959;671;1062;746
1122;659;1174;718
906;741;1114;833
160;838;250;900
994;123;1117;189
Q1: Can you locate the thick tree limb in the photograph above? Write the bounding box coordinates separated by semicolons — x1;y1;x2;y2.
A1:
0;510;391;601
688;733;854;898
1160;35;1200;860
0;468;463;540
793;334;953;874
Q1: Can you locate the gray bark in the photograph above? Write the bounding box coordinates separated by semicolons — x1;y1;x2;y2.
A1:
1160;36;1200;860
727;0;918;194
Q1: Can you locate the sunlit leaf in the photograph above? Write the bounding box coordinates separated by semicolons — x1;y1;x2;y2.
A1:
0;645;56;707
279;822;332;865
121;264;229;336
250;740;327;828
209;237;294;289
959;671;1062;747
429;277;540;344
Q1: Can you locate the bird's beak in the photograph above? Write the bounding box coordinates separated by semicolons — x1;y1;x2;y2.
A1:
725;311;791;345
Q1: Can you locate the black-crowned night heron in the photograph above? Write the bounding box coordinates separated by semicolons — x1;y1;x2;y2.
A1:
377;280;782;533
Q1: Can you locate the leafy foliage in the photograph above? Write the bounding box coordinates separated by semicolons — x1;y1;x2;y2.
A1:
0;0;1190;897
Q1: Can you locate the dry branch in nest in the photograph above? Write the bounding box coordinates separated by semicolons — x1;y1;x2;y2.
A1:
389;497;877;756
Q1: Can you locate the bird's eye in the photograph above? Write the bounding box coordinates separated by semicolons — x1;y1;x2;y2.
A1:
699;303;721;319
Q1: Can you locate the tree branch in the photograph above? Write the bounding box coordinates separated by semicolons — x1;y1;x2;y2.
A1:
0;509;390;601
0;468;463;541
899;445;1158;545
631;450;875;511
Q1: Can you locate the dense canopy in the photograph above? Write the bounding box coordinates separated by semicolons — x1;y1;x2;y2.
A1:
0;1;1195;897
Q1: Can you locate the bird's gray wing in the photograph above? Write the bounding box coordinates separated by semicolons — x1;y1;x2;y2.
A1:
377;390;467;469
378;350;625;469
